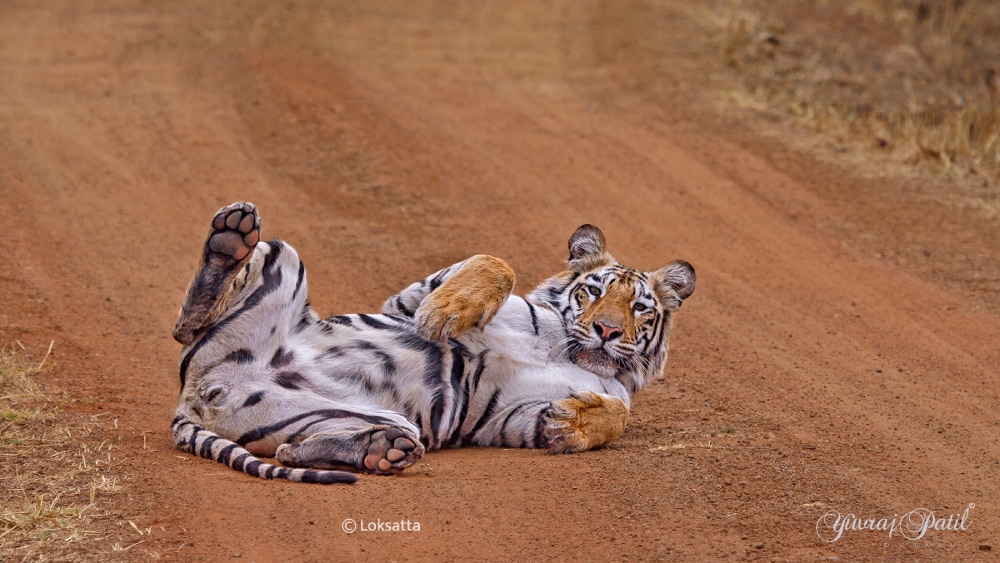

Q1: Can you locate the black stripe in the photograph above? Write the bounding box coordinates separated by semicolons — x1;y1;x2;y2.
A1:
649;311;667;354
292;260;306;300
533;409;548;448
241;390;265;408
448;347;466;398
245;459;262;476
285;417;330;443
270;347;294;368
429;268;449;290
358;314;390;330
395;332;436;352
445;348;468;444
217;443;239;465
295;302;313;333
448;396;471;446
422;344;445;388
465;389;501;445
429;391;446;441
527;302;540;335
447;351;477;446
230;452;250;469
327;315;354;326
469;351;489;397
235;409;396;446
179;243;286;386
275;371;306;390
264;465;276;479
498;402;532;446
198;435;218;459
375;351;396;376
224;348;256;364
395;296;411;316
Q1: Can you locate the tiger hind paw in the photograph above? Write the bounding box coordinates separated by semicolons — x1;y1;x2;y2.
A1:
207;202;261;262
363;427;424;474
173;202;262;345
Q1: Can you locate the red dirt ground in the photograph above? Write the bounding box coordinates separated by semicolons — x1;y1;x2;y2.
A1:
1;2;998;561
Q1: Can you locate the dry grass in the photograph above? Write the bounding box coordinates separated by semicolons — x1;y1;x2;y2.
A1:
696;0;1000;186
0;342;134;561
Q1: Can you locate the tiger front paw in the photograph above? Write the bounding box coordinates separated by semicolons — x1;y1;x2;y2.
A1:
543;392;629;454
414;255;515;341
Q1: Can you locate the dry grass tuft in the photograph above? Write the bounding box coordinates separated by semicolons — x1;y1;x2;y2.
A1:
702;0;1000;186
0;342;132;561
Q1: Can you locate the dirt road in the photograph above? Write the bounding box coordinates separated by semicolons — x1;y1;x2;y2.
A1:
1;2;998;561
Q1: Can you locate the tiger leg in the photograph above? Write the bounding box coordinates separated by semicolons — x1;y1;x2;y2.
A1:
173;202;262;345
382;255;515;341
465;391;627;452
205;382;425;475
276;426;424;475
542;391;629;453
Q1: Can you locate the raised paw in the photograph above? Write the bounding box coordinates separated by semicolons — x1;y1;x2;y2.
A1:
543;392;629;454
414;255;515;341
172;202;263;345
207;202;261;262
363;427;424;475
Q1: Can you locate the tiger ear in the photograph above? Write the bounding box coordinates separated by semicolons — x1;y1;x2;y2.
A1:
568;224;613;271
651;260;696;309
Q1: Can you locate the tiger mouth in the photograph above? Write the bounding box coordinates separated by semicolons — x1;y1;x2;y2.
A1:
571;347;619;377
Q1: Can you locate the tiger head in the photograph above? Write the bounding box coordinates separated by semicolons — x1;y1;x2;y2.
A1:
528;225;695;391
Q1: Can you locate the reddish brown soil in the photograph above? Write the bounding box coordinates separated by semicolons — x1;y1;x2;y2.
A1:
1;2;998;561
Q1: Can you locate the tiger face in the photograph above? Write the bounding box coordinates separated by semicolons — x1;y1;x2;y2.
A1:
530;225;695;384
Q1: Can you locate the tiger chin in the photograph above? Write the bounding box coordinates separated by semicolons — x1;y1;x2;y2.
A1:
171;202;695;484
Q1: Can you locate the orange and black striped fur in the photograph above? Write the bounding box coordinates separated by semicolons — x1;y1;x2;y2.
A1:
171;202;695;484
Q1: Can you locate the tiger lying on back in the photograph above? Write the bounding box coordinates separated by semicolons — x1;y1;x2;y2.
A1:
171;202;695;484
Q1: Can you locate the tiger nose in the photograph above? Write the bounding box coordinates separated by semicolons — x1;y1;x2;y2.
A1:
594;321;623;342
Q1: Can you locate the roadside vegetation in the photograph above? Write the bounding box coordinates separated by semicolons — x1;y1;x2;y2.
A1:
701;0;999;187
0;342;129;561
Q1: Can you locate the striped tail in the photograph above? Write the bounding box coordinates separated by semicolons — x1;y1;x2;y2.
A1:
171;416;357;485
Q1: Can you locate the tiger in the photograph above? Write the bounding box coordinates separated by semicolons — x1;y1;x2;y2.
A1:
171;202;695;484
